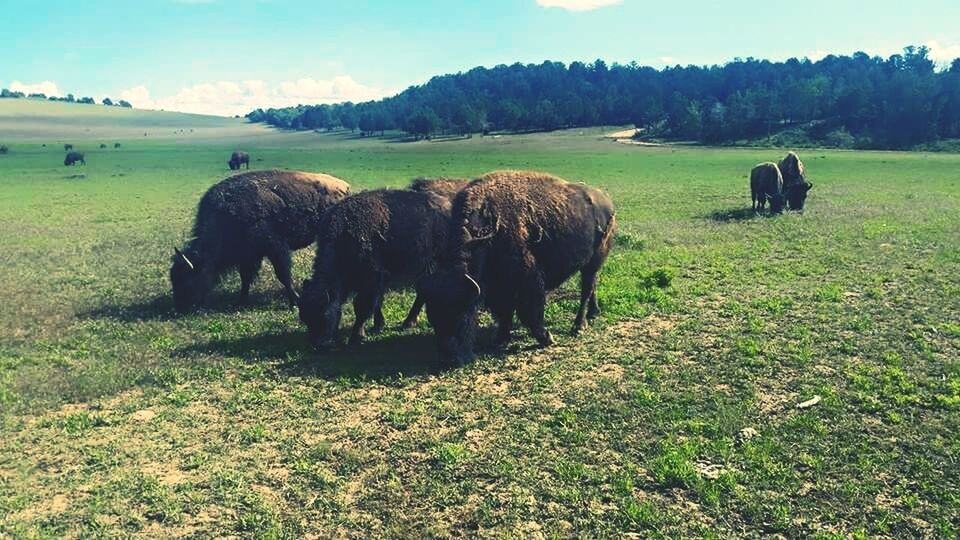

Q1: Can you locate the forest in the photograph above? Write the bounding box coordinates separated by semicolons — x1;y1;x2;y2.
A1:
246;46;960;149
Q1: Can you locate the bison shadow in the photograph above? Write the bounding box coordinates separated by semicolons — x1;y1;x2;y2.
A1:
81;289;293;322
178;329;445;380
708;207;763;222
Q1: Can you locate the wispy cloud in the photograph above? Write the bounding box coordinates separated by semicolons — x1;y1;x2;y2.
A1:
535;0;623;12
9;80;61;96
925;40;960;65
118;75;388;116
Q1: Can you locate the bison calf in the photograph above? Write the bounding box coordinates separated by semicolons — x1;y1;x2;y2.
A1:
228;151;250;171
420;171;616;366
171;170;349;313
299;189;451;350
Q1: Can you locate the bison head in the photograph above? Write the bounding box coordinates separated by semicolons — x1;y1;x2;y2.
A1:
170;247;208;313
298;278;343;351
785;181;813;211
228;160;238;170
421;269;482;367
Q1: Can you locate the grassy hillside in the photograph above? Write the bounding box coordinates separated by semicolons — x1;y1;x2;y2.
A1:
0;98;275;142
0;121;958;537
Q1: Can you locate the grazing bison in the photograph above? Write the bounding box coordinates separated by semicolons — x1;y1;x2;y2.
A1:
171;170;350;313
420;171;617;366
64;143;73;151
64;151;85;166
750;163;785;214
228;151;250;171
299;189;452;350
409;177;469;200
114;143;121;149
778;151;806;186
99;143;107;149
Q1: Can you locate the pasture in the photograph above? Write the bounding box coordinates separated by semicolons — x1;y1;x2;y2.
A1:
1;102;959;538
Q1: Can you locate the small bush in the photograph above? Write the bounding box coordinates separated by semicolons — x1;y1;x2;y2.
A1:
825;128;855;149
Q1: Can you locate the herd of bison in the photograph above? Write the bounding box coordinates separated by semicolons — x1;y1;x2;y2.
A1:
167;150;812;366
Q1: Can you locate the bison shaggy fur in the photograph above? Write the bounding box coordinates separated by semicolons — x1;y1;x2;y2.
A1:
750;163;785;213
171;170;350;313
421;170;617;366
299;189;452;349
409;177;470;200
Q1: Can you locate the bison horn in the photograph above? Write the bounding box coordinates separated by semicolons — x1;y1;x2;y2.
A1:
174;247;194;270
463;273;481;300
805;181;814;191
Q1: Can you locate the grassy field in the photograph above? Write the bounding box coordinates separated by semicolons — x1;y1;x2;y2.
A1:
1;101;959;538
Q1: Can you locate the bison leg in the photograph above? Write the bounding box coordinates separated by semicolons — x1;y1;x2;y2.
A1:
492;304;515;348
369;296;386;335
267;249;298;308
350;290;378;345
238;257;263;305
572;262;603;336
587;291;601;319
400;292;425;330
517;270;553;348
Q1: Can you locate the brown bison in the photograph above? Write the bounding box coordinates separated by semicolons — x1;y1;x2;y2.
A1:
64;151;85;166
171;170;350;313
409;177;469;200
778;151;805;185
778;152;813;211
298;189;452;350
228;151;250;170
420;171;617;366
750;163;785;213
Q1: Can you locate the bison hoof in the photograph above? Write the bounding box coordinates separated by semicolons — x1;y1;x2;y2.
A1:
535;331;554;348
571;322;587;336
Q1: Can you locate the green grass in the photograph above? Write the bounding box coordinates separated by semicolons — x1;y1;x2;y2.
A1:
1;104;959;537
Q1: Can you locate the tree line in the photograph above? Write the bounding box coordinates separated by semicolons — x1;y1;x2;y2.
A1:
246;46;960;150
0;89;132;108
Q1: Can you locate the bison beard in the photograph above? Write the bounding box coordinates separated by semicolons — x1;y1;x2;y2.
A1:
420;171;616;367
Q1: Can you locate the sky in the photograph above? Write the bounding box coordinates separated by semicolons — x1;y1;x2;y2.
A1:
2;0;959;116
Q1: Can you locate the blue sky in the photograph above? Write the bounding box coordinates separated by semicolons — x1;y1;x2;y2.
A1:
2;0;959;116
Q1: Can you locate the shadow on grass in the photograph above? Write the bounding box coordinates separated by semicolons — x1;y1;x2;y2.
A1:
708;207;761;222
177;328;446;380
80;290;291;322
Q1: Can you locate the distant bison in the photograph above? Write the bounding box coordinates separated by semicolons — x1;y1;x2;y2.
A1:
750;163;784;213
299;189;452;349
114;143;121;149
171;170;350;313
63;143;73;152
409;177;469;200
421;171;617;366
64;151;85;166
0;145;8;155
228;151;250;171
99;143;107;149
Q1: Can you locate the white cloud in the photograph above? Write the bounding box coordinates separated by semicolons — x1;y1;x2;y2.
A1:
925;40;960;65
9;80;60;97
659;56;675;65
117;75;388;116
536;0;623;12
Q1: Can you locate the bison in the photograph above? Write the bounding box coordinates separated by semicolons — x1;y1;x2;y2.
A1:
420;171;617;366
64;151;85;166
409;177;469;200
298;189;452;350
171;170;350;313
228;151;250;171
778;151;806;186
750;163;785;214
64;143;73;151
114;143;121;149
99;143;107;149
